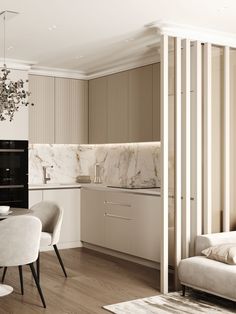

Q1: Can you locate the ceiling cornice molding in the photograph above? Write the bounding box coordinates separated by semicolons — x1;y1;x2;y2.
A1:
29;66;87;80
86;54;160;79
148;20;236;48
0;58;34;71
29;54;160;80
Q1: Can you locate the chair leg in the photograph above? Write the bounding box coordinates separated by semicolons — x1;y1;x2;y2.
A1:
36;253;40;283
29;263;46;308
2;267;7;283
53;245;67;278
182;285;186;297
18;266;24;295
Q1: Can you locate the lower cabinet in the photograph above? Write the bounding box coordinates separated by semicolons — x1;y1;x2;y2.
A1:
81;189;105;246
81;189;161;262
29;188;81;249
29;190;43;208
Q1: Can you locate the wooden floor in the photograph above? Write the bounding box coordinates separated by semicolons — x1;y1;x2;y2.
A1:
0;248;172;314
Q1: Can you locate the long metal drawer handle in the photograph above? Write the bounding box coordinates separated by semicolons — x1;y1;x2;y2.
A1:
104;212;132;220
104;201;131;207
0;149;25;152
0;185;25;189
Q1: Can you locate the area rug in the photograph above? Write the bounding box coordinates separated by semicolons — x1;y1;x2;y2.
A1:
103;291;236;313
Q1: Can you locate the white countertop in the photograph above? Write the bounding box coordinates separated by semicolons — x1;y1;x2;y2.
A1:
29;183;161;196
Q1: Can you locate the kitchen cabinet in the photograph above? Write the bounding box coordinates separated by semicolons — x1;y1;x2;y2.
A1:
55;78;88;144
29;188;81;249
29;75;55;143
107;72;129;143
104;192;134;254
29;75;88;144
29;189;43;208
81;188;161;262
88;63;160;144
128;65;153;142
89;77;107;144
153;63;161;141
132;195;161;261
81;189;105;246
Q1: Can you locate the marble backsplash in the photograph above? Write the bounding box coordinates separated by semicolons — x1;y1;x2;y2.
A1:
29;142;161;188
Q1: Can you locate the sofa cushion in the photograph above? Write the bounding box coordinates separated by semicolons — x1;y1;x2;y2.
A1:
178;256;236;301
195;231;236;256
202;243;236;265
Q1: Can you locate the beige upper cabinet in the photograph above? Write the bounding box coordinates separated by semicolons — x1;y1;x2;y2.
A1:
107;72;129;143
29;75;88;144
89;77;108;144
55;78;88;144
88;63;160;144
128;65;153;142
153;63;161;141
29;75;55;143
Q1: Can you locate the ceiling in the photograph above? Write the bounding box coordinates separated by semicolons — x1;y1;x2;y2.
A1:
0;0;236;76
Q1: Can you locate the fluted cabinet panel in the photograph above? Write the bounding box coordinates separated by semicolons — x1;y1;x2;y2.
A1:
107;72;129;143
89;77;108;144
88;63;161;144
29;75;55;143
55;78;88;144
153;63;161;141
128;65;153;142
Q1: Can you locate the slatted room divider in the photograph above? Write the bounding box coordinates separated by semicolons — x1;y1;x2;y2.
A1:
159;31;233;294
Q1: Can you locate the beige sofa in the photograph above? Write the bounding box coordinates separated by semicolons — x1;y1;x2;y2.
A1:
178;231;236;302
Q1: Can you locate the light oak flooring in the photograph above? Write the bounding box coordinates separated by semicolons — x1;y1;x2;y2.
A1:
0;248;172;314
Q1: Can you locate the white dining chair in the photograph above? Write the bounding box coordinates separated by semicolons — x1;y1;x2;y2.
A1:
30;201;67;279
0;216;46;308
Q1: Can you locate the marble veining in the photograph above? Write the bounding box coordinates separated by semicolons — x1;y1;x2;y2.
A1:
29;142;162;188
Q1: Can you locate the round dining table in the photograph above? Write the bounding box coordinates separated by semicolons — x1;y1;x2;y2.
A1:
0;207;33;297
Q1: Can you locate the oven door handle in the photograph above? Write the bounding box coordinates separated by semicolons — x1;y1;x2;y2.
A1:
0;185;25;189
0;149;25;152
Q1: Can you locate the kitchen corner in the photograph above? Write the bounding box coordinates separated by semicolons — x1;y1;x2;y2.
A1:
28;142;170;267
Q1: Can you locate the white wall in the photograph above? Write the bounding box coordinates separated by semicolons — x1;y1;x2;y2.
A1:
0;69;29;140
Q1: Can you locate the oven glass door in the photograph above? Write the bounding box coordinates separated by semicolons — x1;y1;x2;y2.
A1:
0;140;28;187
0;186;28;208
0;151;27;186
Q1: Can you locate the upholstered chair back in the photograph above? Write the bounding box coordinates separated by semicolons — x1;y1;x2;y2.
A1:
0;216;42;267
30;201;63;245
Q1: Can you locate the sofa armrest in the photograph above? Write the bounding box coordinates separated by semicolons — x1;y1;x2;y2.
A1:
195;231;236;256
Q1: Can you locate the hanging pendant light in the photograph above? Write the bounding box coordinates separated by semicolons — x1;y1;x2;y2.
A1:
0;10;33;122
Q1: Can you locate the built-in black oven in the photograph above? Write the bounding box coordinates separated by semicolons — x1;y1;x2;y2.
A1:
0;140;28;208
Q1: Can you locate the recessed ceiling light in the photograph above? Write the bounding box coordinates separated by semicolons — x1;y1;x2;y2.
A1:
48;25;57;31
75;55;84;59
7;46;13;50
125;38;135;43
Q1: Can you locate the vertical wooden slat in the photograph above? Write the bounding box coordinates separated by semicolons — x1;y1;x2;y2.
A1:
203;43;212;234
182;39;191;258
223;46;230;232
160;34;169;294
194;41;203;237
174;37;182;288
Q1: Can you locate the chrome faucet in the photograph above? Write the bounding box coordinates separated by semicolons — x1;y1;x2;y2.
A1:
42;165;53;184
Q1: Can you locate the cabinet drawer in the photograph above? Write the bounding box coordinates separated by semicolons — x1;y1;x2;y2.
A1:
104;191;134;253
104;211;134;254
104;192;133;217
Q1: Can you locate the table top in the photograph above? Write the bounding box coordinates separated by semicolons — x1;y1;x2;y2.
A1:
0;208;33;219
